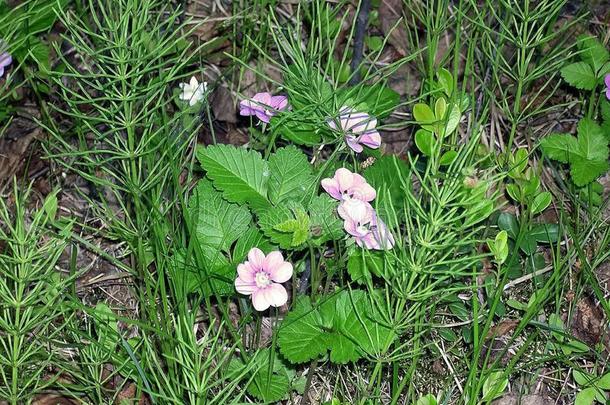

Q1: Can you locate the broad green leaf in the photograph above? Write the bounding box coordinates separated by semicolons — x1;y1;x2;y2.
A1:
439;150;457;165
232;228;275;264
415;129;434;156
360;83;400;118
188;180;251;252
413;103;436;131
497;212;519;239
171;247;234;297
529;223;559;243
442;104;461;136
363;155;410;210
531;192;552;215
571;118;609;186
437;68;454;96
274;119;321;146
416;393;438;405
435;97;447;120
278;296;329;363
540;133;579;163
197;144;271;210
246;349;292;402
347;250;385;284
571;159;609;187
573;370;591;387
482;371;508;401
575;387;597;405
597;372;610;390
308;195;343;245
268;146;315;204
490;231;509;264
577;35;609;74
561;62;597;90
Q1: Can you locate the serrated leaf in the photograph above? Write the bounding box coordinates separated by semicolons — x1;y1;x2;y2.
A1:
268;146;315;204
561;62;597;90
274;208;310;247
232;228;275;263
258;205;298;249
571;159;609;186
308;195;343;245
246;349;291;402
540;133;579;163
278;296;330;363
188;180;251;252
197;144;271;210
577;35;609;74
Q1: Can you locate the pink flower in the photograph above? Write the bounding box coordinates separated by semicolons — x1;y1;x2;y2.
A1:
235;247;293;311
340;199;395;250
321;168;376;203
328;106;381;153
0;51;12;78
605;74;610;100
239;92;288;123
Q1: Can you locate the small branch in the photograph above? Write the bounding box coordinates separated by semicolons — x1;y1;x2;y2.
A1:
349;0;371;85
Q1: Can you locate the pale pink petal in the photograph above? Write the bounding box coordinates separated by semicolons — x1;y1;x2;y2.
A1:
189;77;198;87
251;289;271;311
270;95;288;111
351;183;376;202
605;73;610;88
321;178;342;200
237;263;256;282
334;168;355;192
253;92;272;105
235;278;257;295
247;248;265;270
264;251;284;271
358;131;381;149
255;110;271;123
264;284;288;307
327;117;338;131
269;262;292;283
351;116;377;134
606;88;610;101
360;232;381;250
345;135;363;153
338;199;372;222
344;112;369;132
371;215;395;250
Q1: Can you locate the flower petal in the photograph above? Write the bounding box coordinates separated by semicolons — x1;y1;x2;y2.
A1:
252;289;271;311
269;262;292;283
605;73;610;88
255;110;271;123
235;277;257;295
358;131;382;149
321;178;342;200
247;247;265;270
264;284;288;307
237;263;256;282
352;183;376;202
334;168;354;193
345;135;363;153
270;95;288;111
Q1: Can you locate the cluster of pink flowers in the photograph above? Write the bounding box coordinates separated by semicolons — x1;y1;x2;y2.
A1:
239;92;288;123
322;168;395;250
328;106;381;153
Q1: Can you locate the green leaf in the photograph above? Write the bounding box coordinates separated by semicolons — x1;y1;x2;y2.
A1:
197;144;271;210
529;223;559;243
561;62;597;90
442;104;461;136
573;370;592;387
416;393;438;405
278;296;330;363
497;212;519;239
415;129;434;156
531;192;552;215
575;387;597;405
597;372;610;390
413;103;436;131
347;250;385;284
436;68;454;96
308;195;343;245
268;146;315;205
274;207;310;247
274;120;321;146
489;231;509;264
482;371;508;401
577;35;609;74
232;228;275;264
246;349;291;402
439;150;457;165
170;247;234;297
188;180;251;252
360;83;400;118
363;155;410;210
571;119;609;186
259;205;299;249
540;133;579;163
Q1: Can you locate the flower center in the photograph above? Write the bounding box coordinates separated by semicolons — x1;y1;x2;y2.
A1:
255;271;271;288
356;224;370;235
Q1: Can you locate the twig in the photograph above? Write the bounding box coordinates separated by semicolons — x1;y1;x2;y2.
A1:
503;266;553;291
349;0;371;85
